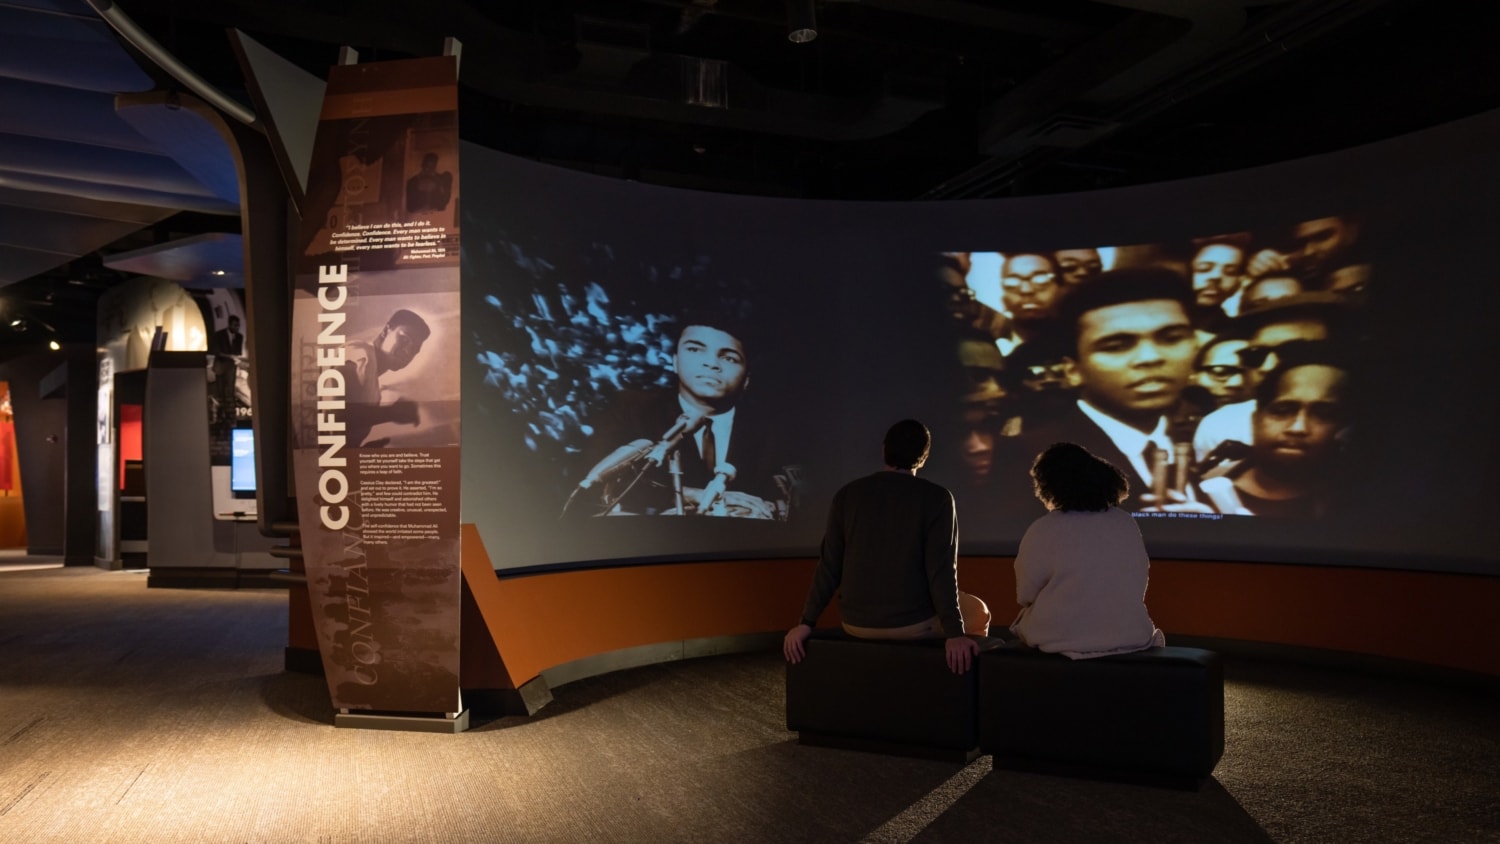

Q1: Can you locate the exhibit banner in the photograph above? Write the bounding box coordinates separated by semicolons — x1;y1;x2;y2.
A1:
290;56;462;714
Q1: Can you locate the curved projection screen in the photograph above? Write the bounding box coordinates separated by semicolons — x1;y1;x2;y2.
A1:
461;110;1500;576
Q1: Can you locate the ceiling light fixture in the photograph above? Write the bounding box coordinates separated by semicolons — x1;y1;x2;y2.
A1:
787;0;817;44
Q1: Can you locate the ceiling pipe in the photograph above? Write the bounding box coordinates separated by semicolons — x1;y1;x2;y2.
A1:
83;0;259;128
1082;0;1248;104
0;132;223;197
924;0;1383;198
0;78;161;153
969;0;1246;159
0;170;238;215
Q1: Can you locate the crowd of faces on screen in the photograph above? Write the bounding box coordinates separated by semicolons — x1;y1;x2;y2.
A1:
944;216;1367;518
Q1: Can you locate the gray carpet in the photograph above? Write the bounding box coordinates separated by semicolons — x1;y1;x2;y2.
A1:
0;566;1496;843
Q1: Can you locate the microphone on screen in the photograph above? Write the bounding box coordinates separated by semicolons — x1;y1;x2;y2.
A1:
698;463;737;516
645;411;707;467
578;439;654;489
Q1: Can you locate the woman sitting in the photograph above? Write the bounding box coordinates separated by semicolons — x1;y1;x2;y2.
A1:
1010;442;1166;658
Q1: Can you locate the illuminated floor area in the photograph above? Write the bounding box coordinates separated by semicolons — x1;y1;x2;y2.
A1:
0;549;62;572
0;566;1495;844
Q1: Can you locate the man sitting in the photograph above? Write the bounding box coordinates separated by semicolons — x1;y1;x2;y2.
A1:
784;420;989;674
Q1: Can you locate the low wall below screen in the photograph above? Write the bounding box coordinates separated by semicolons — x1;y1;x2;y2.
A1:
457;525;1500;697
972;558;1500;679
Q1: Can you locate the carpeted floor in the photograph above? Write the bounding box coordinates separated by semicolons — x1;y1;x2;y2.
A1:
0;566;1496;843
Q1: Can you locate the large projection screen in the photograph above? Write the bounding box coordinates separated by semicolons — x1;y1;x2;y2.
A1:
461;110;1500;576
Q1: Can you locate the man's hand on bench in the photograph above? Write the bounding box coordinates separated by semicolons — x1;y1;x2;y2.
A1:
947;636;979;674
784;623;812;664
784;625;978;674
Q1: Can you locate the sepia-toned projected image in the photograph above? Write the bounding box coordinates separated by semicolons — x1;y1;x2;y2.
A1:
942;216;1369;521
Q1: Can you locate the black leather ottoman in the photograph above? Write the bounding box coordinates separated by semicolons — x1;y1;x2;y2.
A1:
785;631;995;762
979;644;1224;788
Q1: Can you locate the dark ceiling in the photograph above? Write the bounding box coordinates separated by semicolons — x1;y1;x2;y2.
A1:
3;0;1500;360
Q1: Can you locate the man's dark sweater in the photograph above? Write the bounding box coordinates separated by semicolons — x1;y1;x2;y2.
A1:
798;470;963;636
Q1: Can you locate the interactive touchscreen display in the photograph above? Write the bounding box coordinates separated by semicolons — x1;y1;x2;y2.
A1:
460;110;1500;575
230;426;255;498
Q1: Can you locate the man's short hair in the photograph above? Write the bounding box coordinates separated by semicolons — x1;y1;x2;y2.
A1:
677;306;754;363
883;419;931;470
1190;232;1253;252
1054;267;1194;353
1234;291;1353;340
387;309;432;342
1030;442;1128;511
1252;340;1354;407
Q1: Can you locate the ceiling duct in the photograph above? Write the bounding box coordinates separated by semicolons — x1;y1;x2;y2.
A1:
683;57;729;109
573;16;653;82
932;0;1386;198
1018;114;1123;150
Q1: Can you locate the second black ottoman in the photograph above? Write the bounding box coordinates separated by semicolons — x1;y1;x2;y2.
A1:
979;643;1224;788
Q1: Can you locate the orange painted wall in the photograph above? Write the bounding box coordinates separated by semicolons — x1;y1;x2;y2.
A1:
460;525;1500;687
117;404;142;489
0;382;24;549
960;556;1500;676
1146;560;1500;675
461;524;817;687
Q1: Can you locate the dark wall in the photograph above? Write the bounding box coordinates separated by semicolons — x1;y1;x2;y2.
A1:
144;352;216;567
60;344;96;564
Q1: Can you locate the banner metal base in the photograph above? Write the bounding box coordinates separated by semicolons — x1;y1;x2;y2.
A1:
334;709;470;733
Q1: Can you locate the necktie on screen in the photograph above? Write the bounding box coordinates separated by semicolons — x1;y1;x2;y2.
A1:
701;419;717;475
1143;441;1165;499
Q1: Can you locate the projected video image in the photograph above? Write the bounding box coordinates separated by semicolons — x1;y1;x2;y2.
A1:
457;111;1500;573
470;241;805;524
943;217;1368;521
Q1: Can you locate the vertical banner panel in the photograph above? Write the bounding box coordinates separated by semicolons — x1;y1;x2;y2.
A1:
291;57;461;714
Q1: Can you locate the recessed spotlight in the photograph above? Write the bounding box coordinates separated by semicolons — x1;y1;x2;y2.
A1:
49;340;61;351
787;0;817;43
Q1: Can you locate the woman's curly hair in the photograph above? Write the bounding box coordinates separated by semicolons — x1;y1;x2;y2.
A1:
1030;442;1128;512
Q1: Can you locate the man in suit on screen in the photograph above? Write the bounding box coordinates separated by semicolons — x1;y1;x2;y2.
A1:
574;311;795;520
1017;268;1214;513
